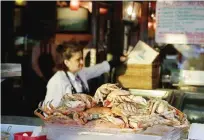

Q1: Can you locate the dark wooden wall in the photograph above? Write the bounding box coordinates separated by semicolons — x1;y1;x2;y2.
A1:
24;1;57;40
110;2;123;56
1;1;15;63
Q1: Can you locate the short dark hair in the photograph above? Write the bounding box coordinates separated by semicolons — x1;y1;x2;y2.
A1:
56;41;83;71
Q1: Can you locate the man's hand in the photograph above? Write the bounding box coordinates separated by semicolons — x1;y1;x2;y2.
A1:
120;53;128;63
108;53;128;69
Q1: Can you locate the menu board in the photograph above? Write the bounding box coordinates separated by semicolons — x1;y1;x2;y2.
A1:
156;1;204;44
57;8;89;32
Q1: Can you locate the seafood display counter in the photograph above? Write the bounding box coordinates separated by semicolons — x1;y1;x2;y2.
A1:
1;85;197;140
43;123;189;140
32;84;189;140
1;123;187;140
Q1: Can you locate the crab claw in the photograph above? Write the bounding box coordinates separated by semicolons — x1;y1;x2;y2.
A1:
39;101;53;115
34;109;46;121
94;83;120;103
38;101;43;108
107;90;130;99
49;100;55;110
94;90;104;103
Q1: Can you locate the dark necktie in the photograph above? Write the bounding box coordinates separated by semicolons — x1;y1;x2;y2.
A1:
76;75;89;93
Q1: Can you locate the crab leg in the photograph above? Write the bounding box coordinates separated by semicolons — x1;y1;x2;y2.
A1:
151;100;161;115
49;100;55;110
40;101;53;115
34;109;47;121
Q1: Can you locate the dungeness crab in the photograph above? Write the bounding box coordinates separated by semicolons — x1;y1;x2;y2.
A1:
34;83;189;131
34;93;96;125
94;83;189;130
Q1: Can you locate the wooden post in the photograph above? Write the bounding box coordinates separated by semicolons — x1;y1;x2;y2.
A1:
91;2;100;63
139;2;149;42
1;1;15;62
110;1;123;56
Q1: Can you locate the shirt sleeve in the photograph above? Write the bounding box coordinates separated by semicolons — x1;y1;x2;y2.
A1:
82;61;110;80
43;75;63;108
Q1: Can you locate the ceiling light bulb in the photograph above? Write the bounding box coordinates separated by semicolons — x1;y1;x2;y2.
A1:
15;0;26;6
151;14;155;18
127;6;133;16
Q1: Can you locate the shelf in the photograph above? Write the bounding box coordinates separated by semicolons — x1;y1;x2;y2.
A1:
1;63;21;80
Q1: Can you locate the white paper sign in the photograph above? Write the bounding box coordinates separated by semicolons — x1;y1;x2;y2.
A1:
127;41;159;64
156;1;204;44
188;123;204;140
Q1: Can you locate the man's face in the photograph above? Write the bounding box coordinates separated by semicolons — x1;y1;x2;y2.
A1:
65;51;83;73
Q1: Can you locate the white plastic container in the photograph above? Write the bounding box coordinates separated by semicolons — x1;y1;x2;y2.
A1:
188;123;204;140
44;123;162;140
180;70;204;86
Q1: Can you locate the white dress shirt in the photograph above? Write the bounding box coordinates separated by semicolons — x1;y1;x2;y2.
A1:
67;72;83;93
43;61;110;108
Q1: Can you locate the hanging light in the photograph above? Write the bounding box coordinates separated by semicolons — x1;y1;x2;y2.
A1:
123;2;141;22
126;5;133;16
15;0;26;6
99;8;108;14
70;0;80;10
80;2;108;14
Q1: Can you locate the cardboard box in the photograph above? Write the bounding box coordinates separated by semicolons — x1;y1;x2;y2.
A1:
116;64;160;89
117;41;160;89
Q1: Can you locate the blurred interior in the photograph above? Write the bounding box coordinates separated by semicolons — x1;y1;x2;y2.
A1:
1;1;204;124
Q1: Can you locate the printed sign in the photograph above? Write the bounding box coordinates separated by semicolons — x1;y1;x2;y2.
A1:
156;1;204;44
127;40;159;64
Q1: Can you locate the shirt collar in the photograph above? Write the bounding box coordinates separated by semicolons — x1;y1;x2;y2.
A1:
67;72;77;81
